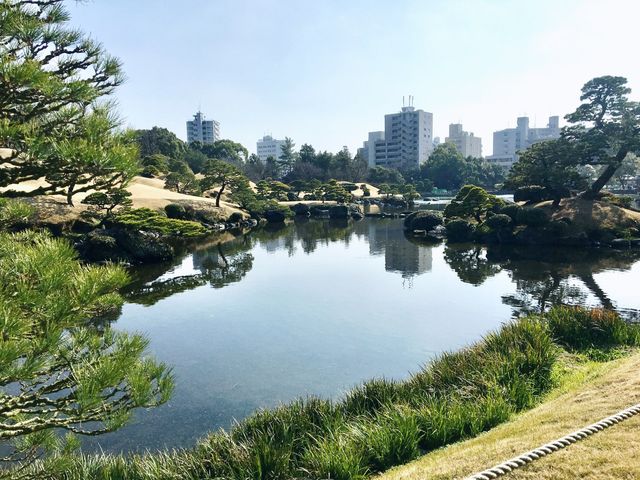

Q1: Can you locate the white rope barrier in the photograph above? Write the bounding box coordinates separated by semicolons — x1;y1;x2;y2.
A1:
465;403;640;480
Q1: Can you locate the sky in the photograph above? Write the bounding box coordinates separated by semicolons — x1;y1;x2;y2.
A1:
67;0;640;157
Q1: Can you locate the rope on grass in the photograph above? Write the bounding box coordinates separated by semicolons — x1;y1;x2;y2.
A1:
465;402;640;480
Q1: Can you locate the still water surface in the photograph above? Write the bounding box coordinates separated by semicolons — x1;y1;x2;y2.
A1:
87;218;640;452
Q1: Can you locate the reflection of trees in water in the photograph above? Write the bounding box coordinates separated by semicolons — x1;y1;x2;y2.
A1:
126;236;254;306
444;244;640;317
444;245;501;286
125;220;358;305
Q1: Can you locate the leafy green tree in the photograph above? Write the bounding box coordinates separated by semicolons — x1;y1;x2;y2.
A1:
313;151;335;180
135;127;185;159
265;155;281;179
333;147;352;179
0;1;140;205
285;160;323;182
368;166;404;185
506;139;588;205
279;137;298;177
81;188;132;220
316;180;351;203
0;231;172;467
165;170;200;195
183;148;210;174
401;184;421;203
198;139;249;166
141;154;171;175
244;153;267;181
378;183;400;199
201;159;249;207
422;143;467;191
289;180;310;197
444;185;505;222
299;144;316;164
350;152;369;182
256;180;290;201
463;157;506;189
564;76;640;199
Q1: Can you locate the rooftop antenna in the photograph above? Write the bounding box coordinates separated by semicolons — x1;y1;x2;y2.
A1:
403;96;405;107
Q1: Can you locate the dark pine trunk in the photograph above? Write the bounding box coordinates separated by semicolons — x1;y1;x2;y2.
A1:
66;183;76;206
581;149;629;200
216;182;226;207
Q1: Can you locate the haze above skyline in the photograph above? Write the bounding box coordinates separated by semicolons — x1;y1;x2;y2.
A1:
68;0;640;157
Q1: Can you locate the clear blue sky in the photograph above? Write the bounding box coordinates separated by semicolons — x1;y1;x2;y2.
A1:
68;0;640;156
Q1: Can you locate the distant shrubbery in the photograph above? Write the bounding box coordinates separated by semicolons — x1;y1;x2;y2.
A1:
27;305;638;480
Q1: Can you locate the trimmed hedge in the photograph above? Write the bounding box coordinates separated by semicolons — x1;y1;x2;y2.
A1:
516;207;549;227
514;185;548;203
404;211;443;231
484;213;512;230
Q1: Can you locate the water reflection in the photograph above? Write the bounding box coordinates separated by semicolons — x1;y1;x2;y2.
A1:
368;219;433;279
445;244;640;318
91;217;640;453
126;219;640;319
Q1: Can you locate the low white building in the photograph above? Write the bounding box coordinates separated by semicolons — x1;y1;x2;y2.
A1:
256;135;286;162
445;123;482;158
486;116;560;169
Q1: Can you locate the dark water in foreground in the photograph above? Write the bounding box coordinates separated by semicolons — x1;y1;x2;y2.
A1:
84;218;640;453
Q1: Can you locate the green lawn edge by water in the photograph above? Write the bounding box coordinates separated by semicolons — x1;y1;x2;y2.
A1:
381;350;640;480
22;307;640;480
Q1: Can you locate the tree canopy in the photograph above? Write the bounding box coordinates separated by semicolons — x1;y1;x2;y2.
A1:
564;76;640;198
0;230;172;468
135;127;185;159
201;159;249;207
0;0;140;205
505;139;588;203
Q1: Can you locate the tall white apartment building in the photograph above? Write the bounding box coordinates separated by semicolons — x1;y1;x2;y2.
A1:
186;111;220;144
445;123;482;158
256;135;286;162
358;99;434;170
486;116;560;169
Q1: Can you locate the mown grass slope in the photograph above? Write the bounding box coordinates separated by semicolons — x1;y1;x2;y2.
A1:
381;350;640;480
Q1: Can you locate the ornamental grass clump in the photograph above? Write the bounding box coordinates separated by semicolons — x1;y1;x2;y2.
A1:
546;305;640;350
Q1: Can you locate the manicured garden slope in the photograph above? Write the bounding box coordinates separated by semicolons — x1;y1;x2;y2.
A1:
381;351;640;480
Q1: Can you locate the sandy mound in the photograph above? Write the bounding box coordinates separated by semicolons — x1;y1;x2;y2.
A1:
1;176;247;222
536;197;640;231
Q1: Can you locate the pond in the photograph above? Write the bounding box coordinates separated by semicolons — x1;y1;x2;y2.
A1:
84;217;640;453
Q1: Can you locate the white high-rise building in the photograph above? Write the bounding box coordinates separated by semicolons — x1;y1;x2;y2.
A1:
256;135;286;162
186;111;220;144
445;124;482;158
486;116;560;169
358;99;434;170
357;131;385;168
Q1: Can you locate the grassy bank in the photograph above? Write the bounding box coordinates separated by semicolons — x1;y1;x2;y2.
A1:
21;307;640;480
381;351;640;479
